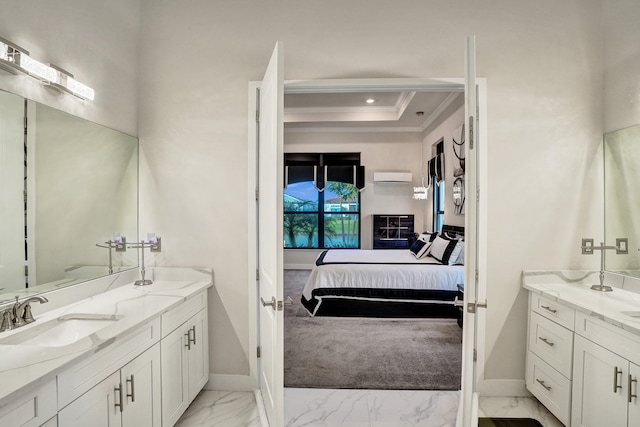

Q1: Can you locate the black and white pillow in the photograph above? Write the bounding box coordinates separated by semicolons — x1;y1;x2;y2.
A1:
417;231;438;244
429;235;463;265
409;239;431;259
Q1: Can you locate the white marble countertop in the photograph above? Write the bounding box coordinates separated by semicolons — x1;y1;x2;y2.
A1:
0;272;212;407
522;270;640;336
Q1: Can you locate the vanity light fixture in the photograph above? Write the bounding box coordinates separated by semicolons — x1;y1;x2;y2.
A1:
366;98;375;104
0;36;57;82
0;36;95;101
49;64;95;101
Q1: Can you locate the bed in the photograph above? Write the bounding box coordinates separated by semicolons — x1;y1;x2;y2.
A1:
300;225;465;317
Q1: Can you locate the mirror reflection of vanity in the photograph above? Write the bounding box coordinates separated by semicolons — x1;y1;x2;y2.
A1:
604;124;640;278
0;89;138;301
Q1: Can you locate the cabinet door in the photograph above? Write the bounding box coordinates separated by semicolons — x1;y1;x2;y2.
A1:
629;362;640;427
187;308;209;401
572;335;627;427
161;323;189;427
58;371;123;427
122;343;162;427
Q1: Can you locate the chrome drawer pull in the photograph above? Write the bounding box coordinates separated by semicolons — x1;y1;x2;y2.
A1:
614;367;623;393
629;375;638;403
536;379;552;391
114;383;124;412
126;375;135;403
539;337;555;347
541;305;557;314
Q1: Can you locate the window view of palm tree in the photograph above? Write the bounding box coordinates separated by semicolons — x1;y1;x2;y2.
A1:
284;180;360;249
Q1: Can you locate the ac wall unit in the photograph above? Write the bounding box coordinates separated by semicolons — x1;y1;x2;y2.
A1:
373;171;412;183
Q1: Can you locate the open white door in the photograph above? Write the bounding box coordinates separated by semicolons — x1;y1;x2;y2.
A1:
257;42;285;427
459;35;483;426
0;91;26;290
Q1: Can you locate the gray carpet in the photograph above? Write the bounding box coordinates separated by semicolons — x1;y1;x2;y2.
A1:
284;270;462;390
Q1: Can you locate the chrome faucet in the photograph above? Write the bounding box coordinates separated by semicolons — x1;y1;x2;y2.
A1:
11;296;49;328
0;307;15;332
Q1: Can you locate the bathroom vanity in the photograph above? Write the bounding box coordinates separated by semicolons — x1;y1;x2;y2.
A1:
523;271;640;427
0;268;212;427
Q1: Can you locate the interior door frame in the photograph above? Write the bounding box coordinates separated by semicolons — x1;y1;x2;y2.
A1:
247;76;488;416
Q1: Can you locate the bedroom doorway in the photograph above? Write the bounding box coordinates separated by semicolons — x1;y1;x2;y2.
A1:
249;39;487;426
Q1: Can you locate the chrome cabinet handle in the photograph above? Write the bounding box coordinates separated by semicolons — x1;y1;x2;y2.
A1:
189;325;196;346
184;329;192;350
541;305;557;314
614;367;623;393
536;378;552;391
539;337;555;347
126;375;135;403
114;383;124;412
629;375;638;403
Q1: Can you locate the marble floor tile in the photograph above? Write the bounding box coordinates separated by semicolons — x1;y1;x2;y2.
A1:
175;390;262;427
177;389;564;427
284;388;459;427
478;397;564;427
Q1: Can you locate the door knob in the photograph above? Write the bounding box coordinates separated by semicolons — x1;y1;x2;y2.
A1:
261;296;276;310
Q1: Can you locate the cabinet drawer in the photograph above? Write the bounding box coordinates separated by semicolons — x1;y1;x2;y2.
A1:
529;312;574;378
575;311;640;365
0;378;57;427
526;351;571;426
530;293;575;330
161;290;207;338
58;317;161;409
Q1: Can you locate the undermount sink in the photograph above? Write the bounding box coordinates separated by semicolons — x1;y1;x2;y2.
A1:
0;313;122;347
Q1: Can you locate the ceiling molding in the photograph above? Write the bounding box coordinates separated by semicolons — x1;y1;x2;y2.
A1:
420;92;463;132
284;126;423;134
394;91;416;120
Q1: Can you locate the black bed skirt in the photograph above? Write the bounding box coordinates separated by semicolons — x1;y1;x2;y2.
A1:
301;288;459;318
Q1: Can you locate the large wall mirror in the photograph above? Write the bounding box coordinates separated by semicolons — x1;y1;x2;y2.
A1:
604;124;640;277
0;89;138;301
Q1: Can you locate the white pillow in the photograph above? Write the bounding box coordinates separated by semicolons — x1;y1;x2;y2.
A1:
454;244;464;265
429;235;463;265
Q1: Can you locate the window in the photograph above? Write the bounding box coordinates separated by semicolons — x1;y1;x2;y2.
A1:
283;153;362;249
432;139;445;232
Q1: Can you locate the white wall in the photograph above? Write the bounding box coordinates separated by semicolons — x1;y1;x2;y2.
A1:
284;130;425;268
138;0;605;387
0;0;140;135
421;99;466;231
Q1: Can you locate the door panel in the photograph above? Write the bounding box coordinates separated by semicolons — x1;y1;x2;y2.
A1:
257;42;285;427
460;35;480;427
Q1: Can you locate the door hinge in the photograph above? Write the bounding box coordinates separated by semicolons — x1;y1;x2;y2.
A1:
255;188;259;201
473;349;477;362
256;110;260;123
256;269;260;281
468;115;474;150
475;269;479;282
257;346;261;358
476;187;480;202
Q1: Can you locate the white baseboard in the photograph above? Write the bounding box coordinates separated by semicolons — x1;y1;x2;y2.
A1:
253;389;270;427
284;264;313;270
205;374;255;392
477;379;530;397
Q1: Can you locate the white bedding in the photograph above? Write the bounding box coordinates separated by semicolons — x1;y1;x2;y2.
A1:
302;249;464;301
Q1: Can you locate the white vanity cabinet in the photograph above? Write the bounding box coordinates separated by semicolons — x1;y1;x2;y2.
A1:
526;293;575;426
160;292;209;427
571;312;640;427
526;289;640;427
58;343;161;427
0;379;57;427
